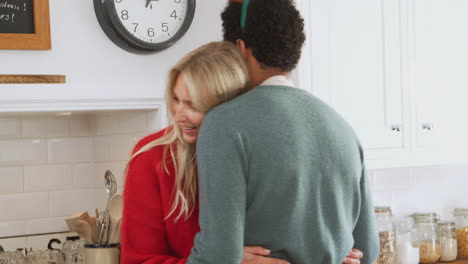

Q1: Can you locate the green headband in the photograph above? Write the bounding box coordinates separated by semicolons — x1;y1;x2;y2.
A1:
240;0;251;31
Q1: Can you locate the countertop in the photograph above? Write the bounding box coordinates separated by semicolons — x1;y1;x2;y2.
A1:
438;260;468;263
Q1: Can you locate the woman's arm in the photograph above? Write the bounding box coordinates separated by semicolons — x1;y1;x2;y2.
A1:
121;143;187;264
241;247;363;264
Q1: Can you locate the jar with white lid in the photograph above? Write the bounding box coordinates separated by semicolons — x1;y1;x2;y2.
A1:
394;217;419;264
454;208;468;259
438;221;457;262
411;212;441;264
374;206;396;264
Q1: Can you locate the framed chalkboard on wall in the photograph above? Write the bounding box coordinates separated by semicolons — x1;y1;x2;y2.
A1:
0;0;51;50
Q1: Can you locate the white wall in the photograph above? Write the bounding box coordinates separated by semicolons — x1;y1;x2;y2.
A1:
0;0;227;100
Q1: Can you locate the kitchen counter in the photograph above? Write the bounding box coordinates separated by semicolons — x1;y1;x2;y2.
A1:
439;260;468;263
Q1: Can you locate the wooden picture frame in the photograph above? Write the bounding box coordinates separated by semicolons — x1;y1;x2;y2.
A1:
0;0;51;50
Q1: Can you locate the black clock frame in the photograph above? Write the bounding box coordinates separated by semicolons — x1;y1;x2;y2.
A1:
94;0;196;54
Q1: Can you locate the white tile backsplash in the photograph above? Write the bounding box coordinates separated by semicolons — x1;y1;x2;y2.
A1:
0;139;47;166
372;167;412;191
24;165;73;192
70;117;91;137
71;163;95;188
25;217;70;235
0;193;49;221
0;221;26;237
0;117;20;139
108;134;138;161
22;117;70;138
146;111;162;131
0;167;23;194
0;110;160;238
47;138;93;163
49;189;107;218
93;136;110;162
94;112;147;135
1;108;465;241
118;112;148;134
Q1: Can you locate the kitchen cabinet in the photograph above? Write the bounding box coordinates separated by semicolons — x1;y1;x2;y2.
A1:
298;0;468;168
407;0;468;164
302;0;406;162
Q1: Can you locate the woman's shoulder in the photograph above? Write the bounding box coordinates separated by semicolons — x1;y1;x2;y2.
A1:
132;127;171;155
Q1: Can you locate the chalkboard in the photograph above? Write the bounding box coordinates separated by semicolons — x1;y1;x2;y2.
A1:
0;0;34;34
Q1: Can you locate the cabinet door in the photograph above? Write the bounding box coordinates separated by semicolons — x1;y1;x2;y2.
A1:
409;0;468;161
307;0;404;150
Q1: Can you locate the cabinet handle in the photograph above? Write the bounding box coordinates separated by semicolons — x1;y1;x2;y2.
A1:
422;123;434;131
391;124;401;132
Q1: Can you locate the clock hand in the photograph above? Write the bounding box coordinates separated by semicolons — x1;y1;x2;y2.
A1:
145;0;159;9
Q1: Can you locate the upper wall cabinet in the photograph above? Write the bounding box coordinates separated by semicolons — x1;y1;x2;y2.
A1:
298;0;468;168
408;0;468;163
305;0;404;151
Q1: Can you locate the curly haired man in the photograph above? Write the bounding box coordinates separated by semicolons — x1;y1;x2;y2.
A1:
187;1;380;263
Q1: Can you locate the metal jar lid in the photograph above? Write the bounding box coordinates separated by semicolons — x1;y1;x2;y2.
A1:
374;206;392;213
411;212;439;223
454;208;468;216
437;221;456;231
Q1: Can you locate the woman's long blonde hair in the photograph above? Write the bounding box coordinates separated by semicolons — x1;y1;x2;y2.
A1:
127;41;250;221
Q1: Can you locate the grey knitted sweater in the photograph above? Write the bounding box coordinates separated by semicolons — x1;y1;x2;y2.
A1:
187;85;379;264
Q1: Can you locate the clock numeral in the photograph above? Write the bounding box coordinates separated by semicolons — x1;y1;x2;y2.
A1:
162;23;169;32
115;0;123;3
147;28;155;37
170;10;178;20
174;0;181;3
132;23;139;33
121;10;129;20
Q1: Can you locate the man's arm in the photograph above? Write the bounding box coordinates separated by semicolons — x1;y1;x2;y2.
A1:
352;161;380;264
187;112;247;264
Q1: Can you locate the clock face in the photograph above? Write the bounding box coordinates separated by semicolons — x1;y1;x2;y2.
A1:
113;0;189;45
93;0;195;53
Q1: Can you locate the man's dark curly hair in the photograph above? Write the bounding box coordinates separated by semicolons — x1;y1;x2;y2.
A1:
221;0;305;72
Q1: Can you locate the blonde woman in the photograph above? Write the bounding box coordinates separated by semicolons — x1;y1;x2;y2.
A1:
121;41;282;264
120;42;363;264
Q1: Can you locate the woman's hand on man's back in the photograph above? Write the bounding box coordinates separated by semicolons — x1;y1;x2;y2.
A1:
242;246;290;264
242;246;363;264
343;248;363;264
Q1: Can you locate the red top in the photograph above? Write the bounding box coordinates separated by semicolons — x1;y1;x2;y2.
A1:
121;128;200;264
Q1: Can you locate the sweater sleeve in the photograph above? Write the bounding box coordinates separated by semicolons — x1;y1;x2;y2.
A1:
352;147;379;264
121;142;187;264
187;114;247;264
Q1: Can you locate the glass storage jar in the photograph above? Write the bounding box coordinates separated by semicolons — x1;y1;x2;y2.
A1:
395;217;419;264
438;221;457;262
412;212;441;264
374;206;396;264
454;208;468;259
62;236;85;264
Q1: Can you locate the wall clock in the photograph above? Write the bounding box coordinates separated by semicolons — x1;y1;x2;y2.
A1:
94;0;196;54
